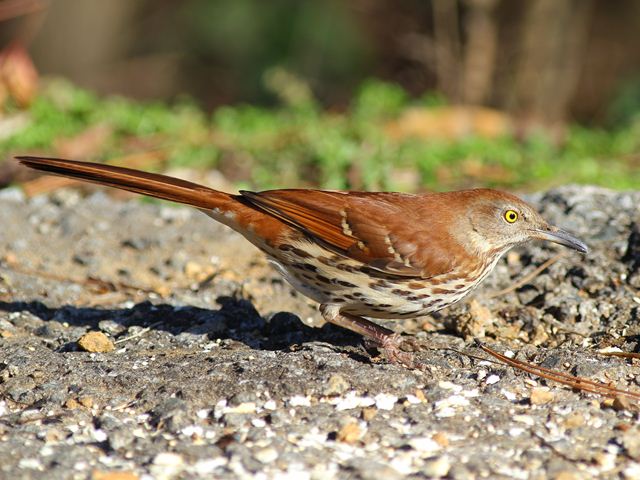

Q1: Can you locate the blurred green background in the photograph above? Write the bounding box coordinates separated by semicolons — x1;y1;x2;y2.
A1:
1;0;639;192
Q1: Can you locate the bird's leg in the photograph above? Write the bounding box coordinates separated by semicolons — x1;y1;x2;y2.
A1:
320;304;423;369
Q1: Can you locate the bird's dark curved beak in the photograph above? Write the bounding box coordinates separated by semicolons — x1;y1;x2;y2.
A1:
531;226;589;253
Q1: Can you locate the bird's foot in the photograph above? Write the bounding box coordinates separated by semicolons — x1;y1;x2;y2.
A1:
373;333;427;370
320;304;426;370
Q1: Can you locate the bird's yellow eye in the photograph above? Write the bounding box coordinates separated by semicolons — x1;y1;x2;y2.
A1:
504;210;518;223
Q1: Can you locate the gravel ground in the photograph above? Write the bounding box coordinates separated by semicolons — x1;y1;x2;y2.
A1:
0;184;639;480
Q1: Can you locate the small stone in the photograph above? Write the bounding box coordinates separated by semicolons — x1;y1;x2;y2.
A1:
403;394;422;405
601;398;615;409
615;423;632;432
226;402;256;414
361;407;377;422
337;422;362;444
93;430;108;443
432;432;449;447
151;453;184;479
623;463;640;479
459;299;493;338
193;458;227;475
506;251;520;266
612;396;633;412
65;398;81;409
79;396;95;409
513;414;535;426
92;471;139;480
414;389;427;402
563;413;585;429
530;388;554;405
77;331;114;353
254;447;278;464
593;451;616;470
45;429;65;442
374;393;398;410
288;396;311;407
4;252;18;265
622;428;640;460
98;320;126;336
340;393;373;413
408;437;441;454
263;400;277;410
423;455;451;478
18;458;42;470
356;460;403;480
324;374;350;396
108;428;135;451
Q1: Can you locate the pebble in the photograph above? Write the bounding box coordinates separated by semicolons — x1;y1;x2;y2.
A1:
108;429;135;451
408;437;441;455
563;413;585;429
288;396;311;407
623;463;640;479
513;414;535;426
374;393;398;411
254;447;279;463
334;392;375;411
192;458;228;475
530;387;554;405
361;407;377;422
77;332;115;353
622;428;640;460
150;453;184;480
422;455;451;478
432;432;449;448
225;402;257;414
79;396;95;409
462;299;493;338
98;320;127;336
323;374;350;396
337;422;362;444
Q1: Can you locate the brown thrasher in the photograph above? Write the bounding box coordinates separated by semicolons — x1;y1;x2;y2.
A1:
17;156;588;367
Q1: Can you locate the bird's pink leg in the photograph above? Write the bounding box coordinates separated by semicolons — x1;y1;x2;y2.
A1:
320;304;423;369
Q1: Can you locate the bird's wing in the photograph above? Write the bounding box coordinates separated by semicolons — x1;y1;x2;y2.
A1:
240;189;458;278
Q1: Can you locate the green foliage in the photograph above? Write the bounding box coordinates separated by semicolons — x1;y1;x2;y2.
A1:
2;79;639;191
1;80;98;152
1;79;215;169
353;80;409;119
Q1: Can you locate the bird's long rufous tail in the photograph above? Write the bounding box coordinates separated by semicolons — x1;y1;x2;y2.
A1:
16;156;233;210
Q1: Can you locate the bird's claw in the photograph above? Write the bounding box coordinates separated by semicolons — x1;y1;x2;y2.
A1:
376;333;427;370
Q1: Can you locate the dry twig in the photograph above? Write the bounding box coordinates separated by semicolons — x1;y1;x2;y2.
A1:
476;340;640;403
598;351;640;360
114;320;165;345
487;253;564;298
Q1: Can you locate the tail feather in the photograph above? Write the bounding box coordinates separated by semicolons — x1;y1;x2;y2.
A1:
16;156;231;210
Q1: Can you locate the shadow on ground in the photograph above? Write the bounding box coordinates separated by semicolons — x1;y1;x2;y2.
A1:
0;297;367;354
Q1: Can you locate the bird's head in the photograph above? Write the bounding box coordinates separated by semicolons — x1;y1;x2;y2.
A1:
456;189;588;256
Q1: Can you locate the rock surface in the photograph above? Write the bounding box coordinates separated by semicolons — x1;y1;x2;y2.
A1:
0;185;639;479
